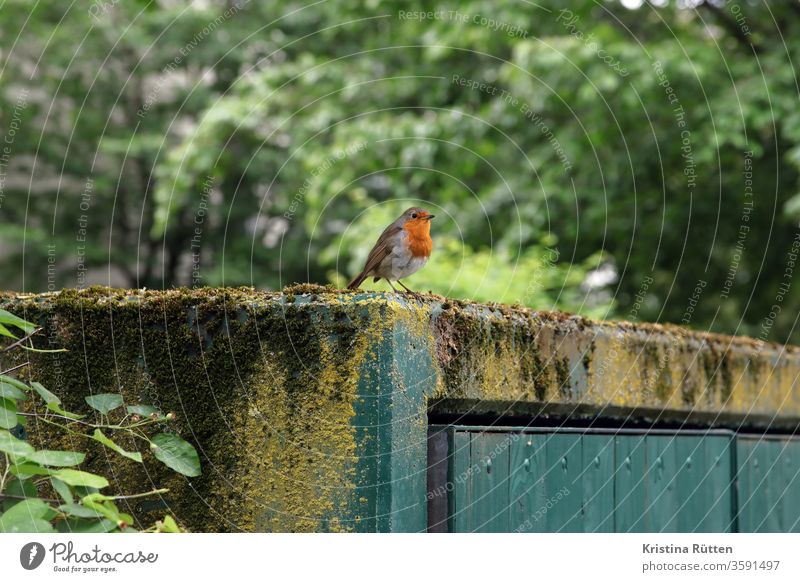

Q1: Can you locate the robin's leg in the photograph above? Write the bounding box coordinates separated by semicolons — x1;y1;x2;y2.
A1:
386;279;400;293
397;280;414;293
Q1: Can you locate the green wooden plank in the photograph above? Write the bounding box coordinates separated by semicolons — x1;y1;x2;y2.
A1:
443;428;796;534
774;440;792;533
675;435;706;531
758;440;782;532
509;433;547;532
782;440;800;533
735;437;800;533
470;432;511;532
737;438;779;532
451;430;472;533
700;435;734;532
736;438;757;532
645;436;679;532
545;433;582;532
426;428;450;532
582;434;614;532
614;435;647;532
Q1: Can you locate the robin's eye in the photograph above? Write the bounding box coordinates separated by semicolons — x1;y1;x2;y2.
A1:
411;213;418;219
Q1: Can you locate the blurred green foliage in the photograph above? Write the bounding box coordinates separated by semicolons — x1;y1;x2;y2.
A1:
2;1;800;341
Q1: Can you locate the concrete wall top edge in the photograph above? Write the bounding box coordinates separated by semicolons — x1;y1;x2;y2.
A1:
1;285;795;357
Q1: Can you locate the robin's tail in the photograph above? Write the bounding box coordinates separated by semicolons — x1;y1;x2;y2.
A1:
347;271;368;290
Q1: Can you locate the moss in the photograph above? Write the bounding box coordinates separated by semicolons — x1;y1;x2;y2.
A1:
3;286;800;531
0;287;398;532
282;283;339;296
531;354;549;401
210;310;374;532
555;358;572;399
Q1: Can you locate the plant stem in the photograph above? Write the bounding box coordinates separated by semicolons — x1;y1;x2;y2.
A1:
0;453;9;493
110;488;169;501
18;411;166;431
0;361;29;375
33;415;86;438
0;327;41;353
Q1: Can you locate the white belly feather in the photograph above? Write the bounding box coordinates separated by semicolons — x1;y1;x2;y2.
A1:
371;231;429;281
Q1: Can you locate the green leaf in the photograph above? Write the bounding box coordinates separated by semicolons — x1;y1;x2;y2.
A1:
0;375;29;391
0;398;18;429
160;515;181;533
1;498;50;519
50;469;109;489
4;477;38;498
151;433;201;477
46;402;85;420
30;381;60;405
0;382;26;400
118;511;134;526
50;477;74;504
0;322;17;339
81;492;114;503
0;309;37;334
85;393;124;414
91;429;143;463
81;497;132;525
0;429;34;457
0;499;55;533
70;485;100;498
58;503;104;519
1;478;39;512
0;517;54;533
126;404;164;418
9;463;52;477
56;517;117;533
27;450;85;467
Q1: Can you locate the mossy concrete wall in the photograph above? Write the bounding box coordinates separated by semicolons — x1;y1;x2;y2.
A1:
2;285;799;532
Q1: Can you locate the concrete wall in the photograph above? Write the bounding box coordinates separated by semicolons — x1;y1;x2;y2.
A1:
2;285;799;531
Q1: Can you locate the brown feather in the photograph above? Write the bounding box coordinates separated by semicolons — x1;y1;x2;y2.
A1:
347;224;402;289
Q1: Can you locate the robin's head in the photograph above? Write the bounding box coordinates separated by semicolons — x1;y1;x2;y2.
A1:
400;207;435;225
400;207;435;256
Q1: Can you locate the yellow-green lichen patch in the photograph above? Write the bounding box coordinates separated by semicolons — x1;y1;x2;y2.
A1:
427;300;800;420
429;303;595;404
0;287;394;531
211;303;389;532
197;298;406;532
4;285;800;533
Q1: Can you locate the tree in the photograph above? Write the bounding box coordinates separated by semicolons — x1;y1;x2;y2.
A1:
3;1;800;341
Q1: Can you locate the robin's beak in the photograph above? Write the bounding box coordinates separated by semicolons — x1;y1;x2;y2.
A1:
424;215;435;220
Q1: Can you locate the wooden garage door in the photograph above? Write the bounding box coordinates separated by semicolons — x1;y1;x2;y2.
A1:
428;427;741;533
736;436;800;532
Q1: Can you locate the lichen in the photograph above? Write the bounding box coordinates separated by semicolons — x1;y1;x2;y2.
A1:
0;286;396;532
2;285;800;533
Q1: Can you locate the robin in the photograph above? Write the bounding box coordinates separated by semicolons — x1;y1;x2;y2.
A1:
347;207;435;292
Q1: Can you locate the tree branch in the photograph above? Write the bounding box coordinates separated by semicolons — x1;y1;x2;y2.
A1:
699;0;760;53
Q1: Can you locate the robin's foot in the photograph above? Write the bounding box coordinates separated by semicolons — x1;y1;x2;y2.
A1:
397;281;425;300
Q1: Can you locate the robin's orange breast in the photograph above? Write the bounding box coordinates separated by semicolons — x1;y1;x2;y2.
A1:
403;220;433;258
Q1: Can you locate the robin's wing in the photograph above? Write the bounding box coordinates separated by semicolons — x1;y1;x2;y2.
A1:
360;224;402;276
